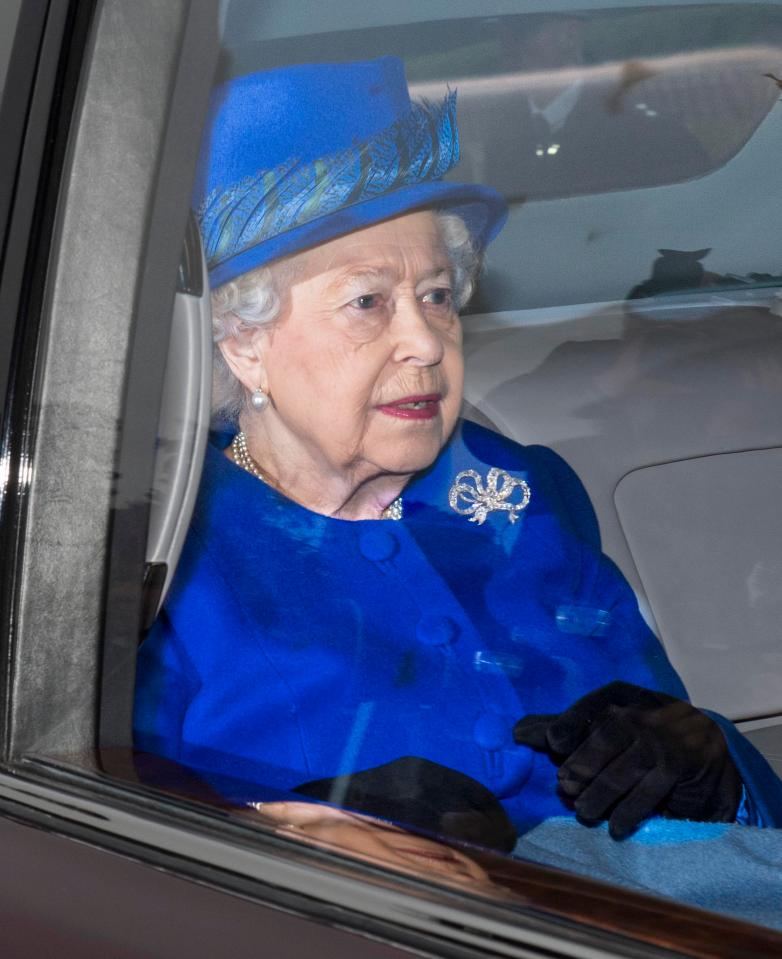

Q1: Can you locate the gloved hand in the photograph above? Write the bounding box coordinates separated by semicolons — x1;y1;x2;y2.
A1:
513;681;742;839
295;756;517;853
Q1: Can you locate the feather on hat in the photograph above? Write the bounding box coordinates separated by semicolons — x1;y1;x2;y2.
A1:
194;57;507;287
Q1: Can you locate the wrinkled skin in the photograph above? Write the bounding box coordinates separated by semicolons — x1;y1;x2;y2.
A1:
219;211;464;519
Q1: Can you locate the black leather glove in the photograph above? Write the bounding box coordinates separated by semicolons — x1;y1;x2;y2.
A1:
513;681;742;839
295;756;517;853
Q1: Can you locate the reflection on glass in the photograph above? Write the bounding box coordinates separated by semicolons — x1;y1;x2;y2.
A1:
124;748;782;935
246;799;782;933
130;1;782;945
137;51;780;843
443;11;782;201
447;12;715;199
249;801;498;891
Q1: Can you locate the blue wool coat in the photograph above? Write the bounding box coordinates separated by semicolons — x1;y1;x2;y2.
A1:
134;421;782;832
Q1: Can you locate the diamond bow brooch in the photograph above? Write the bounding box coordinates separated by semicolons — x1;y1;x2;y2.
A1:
448;468;532;525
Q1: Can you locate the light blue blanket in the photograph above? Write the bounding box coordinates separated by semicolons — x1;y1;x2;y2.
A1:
514;818;782;931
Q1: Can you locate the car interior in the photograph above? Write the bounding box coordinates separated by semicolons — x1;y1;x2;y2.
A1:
149;0;782;767
4;1;782;953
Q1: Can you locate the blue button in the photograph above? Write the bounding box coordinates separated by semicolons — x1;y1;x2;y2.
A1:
358;528;398;561
473;712;513;751
555;604;612;636
416;614;459;646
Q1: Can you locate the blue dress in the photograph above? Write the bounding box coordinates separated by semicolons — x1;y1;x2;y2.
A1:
134;420;782;832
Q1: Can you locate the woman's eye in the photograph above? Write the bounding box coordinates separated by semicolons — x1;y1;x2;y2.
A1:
422;288;453;308
350;293;382;310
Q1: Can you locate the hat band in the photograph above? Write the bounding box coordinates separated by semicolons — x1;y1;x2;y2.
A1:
198;91;459;280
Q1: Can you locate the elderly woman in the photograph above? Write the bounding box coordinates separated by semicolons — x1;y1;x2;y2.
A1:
134;57;782;842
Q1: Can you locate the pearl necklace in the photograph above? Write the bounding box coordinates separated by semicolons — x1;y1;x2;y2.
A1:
232;431;269;484
231;432;402;520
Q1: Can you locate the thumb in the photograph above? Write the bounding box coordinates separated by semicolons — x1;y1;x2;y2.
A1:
513;713;557;751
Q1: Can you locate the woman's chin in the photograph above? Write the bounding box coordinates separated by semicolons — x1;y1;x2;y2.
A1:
375;449;442;478
368;412;457;472
366;429;443;473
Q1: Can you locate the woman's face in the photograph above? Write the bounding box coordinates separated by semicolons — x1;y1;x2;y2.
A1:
250;211;464;482
256;802;494;890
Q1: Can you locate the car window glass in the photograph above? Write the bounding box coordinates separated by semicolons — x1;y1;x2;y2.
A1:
120;0;782;943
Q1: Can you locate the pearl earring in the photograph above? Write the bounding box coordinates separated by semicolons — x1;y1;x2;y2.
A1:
250;388;270;412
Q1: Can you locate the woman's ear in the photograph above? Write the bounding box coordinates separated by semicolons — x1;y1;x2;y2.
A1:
217;325;270;395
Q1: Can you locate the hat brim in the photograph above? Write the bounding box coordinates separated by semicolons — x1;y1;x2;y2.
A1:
208;180;508;288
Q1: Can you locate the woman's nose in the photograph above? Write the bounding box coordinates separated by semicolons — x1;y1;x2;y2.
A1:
391;298;445;366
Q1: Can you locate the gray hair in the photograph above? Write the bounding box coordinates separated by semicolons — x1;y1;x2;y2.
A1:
210;211;480;424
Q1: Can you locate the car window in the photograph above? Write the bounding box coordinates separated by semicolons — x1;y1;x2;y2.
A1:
5;1;782;956
136;0;782;938
224;4;782;317
129;4;782;936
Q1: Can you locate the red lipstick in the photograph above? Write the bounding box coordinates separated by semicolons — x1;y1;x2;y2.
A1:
376;394;441;420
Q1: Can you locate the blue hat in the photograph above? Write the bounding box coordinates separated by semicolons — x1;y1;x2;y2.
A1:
194;57;508;287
